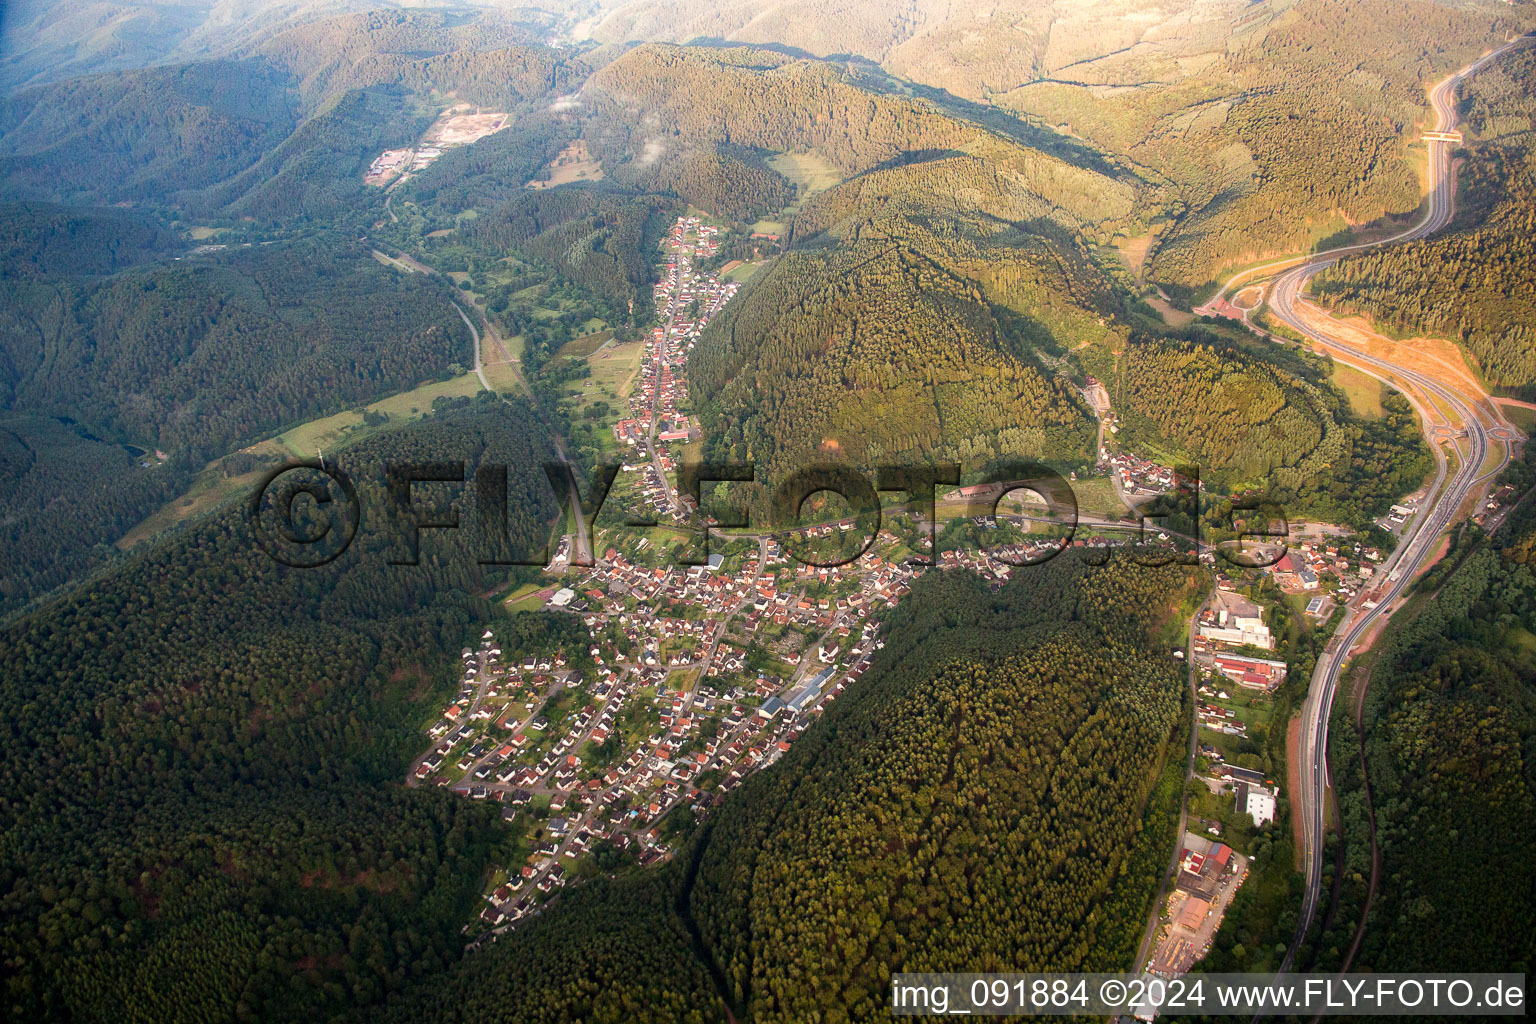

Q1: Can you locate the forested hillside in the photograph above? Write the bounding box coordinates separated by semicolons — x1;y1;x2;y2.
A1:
581;44;1141;235
0;400;562;1022
0;414;188;615
688;230;1098;487
0;59;298;206
399;111;578;213
649;146;796;224
0;233;471;615
0;203;178;279
461;188;680;325
1313;460;1536;973
4;237;469;462
0;0;555;91
253;10;566;112
583;44;959;177
194;85;430;223
386;871;723;1024
5;1;1521;287
689;562;1195;1020
558;0;1522;288
686;146;1429;522
1313;45;1536;398
0;19;583;222
1119;334;1328;486
1113;329;1432;525
998;0;1517;289
378;556;1199;1024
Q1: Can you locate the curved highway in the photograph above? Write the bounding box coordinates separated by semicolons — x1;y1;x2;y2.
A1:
1206;36;1528;975
1199;38;1527;313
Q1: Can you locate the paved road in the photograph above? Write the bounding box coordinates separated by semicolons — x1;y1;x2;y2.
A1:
452;301;495;392
453;298;592;564
640;234;739;521
371;248;591;564
642;249;726;519
1129;594;1210;976
1205;37;1528;976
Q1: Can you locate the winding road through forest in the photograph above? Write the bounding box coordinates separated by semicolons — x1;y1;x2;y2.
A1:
1205;35;1529;977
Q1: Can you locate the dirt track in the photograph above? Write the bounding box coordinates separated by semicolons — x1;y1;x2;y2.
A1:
1291;303;1490;412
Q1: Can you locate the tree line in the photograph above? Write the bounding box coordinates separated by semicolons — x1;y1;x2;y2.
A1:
0;401;562;1022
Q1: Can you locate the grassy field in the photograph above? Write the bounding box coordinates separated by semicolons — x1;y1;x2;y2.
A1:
579;338;646;404
116;440;290;550
555;330;616;361
1330;361;1385;419
1143;292;1193;327
482;360;526;395
527;140;603;189
1068;475;1129;516
684;206;734;229
1111;233;1154;278
280;374;483;455
1500;402;1536;434
724;261;764;283
505;584;554;613
1421;388;1459;429
767;151;843;194
748;152;845;235
1507;624;1536;661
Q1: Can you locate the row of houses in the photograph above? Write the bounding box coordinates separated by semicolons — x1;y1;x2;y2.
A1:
615;216;737;463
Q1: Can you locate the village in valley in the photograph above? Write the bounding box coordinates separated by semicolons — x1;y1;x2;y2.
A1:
399;213;1493;967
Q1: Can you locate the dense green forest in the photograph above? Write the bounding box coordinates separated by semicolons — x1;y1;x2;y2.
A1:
1310;453;1536;973
689;230;1097;491
1154;0;1513;288
377;555;1199;1024
1110;328;1432;528
687;148;1430;529
685;156;1131;493
583;45;962;175
195;86;432;224
0;30;583;223
0;229;471;615
0;59;298;207
385;871;723;1024
1313;46;1536;398
0;400;561;1022
1119;334;1328;486
254;12;579;113
0;203;178;279
460;188;679;326
649;146;797;224
5;234;470;461
0;413;188;617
